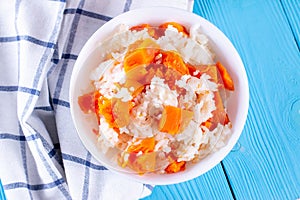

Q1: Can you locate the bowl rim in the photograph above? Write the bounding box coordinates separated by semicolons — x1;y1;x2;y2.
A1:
69;6;249;185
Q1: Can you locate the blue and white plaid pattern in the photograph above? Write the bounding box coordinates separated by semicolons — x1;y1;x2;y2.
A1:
0;0;190;199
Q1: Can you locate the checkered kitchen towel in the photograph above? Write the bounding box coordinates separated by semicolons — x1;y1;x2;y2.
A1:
0;0;193;199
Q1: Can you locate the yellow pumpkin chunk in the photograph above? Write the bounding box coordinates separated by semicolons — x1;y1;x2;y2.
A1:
159;105;182;135
123;79;145;97
216;61;235;91
126;152;157;174
111;98;130;128
124;39;159;73
125;65;148;83
165;161;186;173
162;51;189;75
159;106;193;134
127;137;155;153
179;109;194;132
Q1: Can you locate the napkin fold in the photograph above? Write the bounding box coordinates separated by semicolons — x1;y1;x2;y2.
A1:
0;0;192;199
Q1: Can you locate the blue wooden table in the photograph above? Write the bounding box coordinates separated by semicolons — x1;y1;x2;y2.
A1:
143;0;300;199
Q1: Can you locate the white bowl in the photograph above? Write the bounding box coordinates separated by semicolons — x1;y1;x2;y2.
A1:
69;7;249;185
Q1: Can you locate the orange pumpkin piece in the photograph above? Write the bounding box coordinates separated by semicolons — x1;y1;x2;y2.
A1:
127;137;156;154
124;39;159;73
200;65;219;83
93;91;102;123
125;65;148;82
130;24;150;31
159;22;189;36
216;61;234;91
178;109;194;132
165;161;186;173
213;91;229;125
202;91;230;131
159;107;193;134
123;79;145;97
130;24;159;39
159;105;182;135
162;51;189;75
135;152;156;173
138;38;160;50
78;92;95;114
126;152;157;174
123;49;150;72
111;98;130;128
95;95;116;128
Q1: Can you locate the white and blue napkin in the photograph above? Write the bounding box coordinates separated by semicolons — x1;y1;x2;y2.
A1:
0;0;192;199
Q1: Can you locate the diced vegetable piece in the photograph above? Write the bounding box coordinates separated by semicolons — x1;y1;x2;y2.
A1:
123;79;145;97
213;91;228;125
138;38;160;50
216;61;234;91
127;38;160;54
130;24;150;31
159;22;189;36
123;49;149;72
112;98;130;128
130;24;159;39
95;94;116;128
159;106;194;134
126;152;157;174
124;38;160;76
179;109;194;132
78;92;95;114
136;152;156;173
125;65;148;82
200;65;219;83
93;91;102;123
127;137;155;153
159;105;182;135
124;45;159;73
162;51;189;75
165;161;186;173
202;91;230;131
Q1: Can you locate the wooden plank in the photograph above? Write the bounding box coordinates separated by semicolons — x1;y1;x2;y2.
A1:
0;180;6;200
193;0;300;199
142;164;233;200
281;0;300;49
